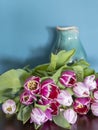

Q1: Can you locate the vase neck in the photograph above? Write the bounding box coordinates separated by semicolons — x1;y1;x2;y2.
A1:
57;26;79;38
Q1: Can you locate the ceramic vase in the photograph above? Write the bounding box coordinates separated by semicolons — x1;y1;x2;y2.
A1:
52;26;87;62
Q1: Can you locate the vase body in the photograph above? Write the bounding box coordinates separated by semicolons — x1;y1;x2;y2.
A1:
52;26;87;62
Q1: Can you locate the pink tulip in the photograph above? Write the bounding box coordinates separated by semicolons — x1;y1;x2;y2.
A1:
63;109;77;124
39;96;60;115
40;79;60;100
56;90;73;106
73;97;91;115
24;76;40;94
91;102;98;116
94;90;98;100
50;100;60;115
84;75;96;90
38;96;51;105
59;70;77;87
73;82;90;97
20;91;36;105
2;99;16;114
30;108;52;125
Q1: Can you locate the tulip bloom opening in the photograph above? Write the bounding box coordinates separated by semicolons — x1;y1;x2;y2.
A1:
40;79;60;100
73;97;90;115
20;91;36;105
24;76;40;94
2;99;16;115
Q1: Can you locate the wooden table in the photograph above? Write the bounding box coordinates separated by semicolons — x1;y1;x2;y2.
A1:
0;110;98;130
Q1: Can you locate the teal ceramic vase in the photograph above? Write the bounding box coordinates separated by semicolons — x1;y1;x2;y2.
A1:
52;26;87;62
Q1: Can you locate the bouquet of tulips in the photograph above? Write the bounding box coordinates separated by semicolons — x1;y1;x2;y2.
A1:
0;49;98;129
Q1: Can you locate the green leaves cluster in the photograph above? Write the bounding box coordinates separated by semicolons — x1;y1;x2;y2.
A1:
17;104;32;124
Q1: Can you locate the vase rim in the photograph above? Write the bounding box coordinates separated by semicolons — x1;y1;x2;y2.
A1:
56;26;78;32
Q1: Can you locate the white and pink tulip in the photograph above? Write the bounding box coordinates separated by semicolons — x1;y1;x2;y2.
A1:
40;79;60;100
73;82;90;97
59;70;77;87
84;75;97;90
56;90;73;106
91;102;98;116
63;108;77;124
2;99;16;114
20;91;36;105
30;108;52;125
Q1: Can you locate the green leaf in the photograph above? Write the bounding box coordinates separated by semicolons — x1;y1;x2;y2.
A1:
57;81;65;89
17;104;25;121
73;65;84;81
0;69;21;92
52;66;66;83
41;77;49;82
0;88;14;97
53;112;71;129
47;53;57;71
23;65;32;73
23;106;32;124
34;123;41;130
32;64;49;77
95;73;98;79
0;69;30;93
0;96;9;103
15;102;21;113
17;105;32;124
72;59;90;69
35;104;49;111
66;88;74;95
56;49;75;68
84;68;95;77
16;69;31;85
32;64;49;72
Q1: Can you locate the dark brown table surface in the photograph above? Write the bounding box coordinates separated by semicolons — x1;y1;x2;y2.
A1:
1;110;98;130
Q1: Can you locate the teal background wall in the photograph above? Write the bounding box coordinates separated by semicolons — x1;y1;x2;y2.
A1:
0;0;98;73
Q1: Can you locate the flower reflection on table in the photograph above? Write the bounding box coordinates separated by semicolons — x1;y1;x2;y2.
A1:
1;110;98;130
